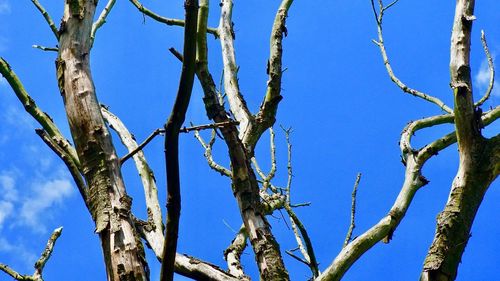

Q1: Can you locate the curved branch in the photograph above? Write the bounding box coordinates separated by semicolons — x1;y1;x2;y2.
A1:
475;30;495;107
371;0;453;113
194;129;232;177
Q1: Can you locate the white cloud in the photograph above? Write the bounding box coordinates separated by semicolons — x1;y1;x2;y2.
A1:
0;172;18;201
0;237;38;270
475;57;500;98
4;105;35;130
0;0;10;14
19;178;74;232
0;201;14;229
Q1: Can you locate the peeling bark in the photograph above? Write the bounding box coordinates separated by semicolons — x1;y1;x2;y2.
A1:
56;0;148;280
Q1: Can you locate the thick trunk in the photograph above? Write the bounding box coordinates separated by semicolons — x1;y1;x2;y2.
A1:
56;1;148;280
420;0;497;280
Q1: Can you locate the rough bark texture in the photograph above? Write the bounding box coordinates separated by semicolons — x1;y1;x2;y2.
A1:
56;0;148;280
196;3;289;279
420;0;499;280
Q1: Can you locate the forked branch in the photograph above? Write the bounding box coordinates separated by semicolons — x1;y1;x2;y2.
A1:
0;227;63;281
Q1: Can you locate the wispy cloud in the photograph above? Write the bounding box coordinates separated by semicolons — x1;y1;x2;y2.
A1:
19;178;73;232
0;0;10;14
4;105;35;131
475;57;500;98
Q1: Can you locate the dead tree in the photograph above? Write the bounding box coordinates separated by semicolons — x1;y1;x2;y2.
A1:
0;0;498;281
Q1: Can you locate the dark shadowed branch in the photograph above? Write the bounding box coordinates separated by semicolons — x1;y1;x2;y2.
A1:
160;0;199;280
343;173;361;248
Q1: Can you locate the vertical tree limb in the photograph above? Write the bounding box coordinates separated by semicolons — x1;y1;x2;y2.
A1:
159;1;198;280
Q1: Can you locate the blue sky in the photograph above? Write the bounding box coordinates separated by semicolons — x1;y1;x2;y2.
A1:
0;0;499;280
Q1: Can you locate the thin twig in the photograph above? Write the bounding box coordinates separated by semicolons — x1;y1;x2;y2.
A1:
370;0;452;113
91;0;117;45
475;30;495;107
193;129;232;177
32;45;58;52
343;173;361;248
128;0;218;37
30;0;59;40
120;128;163;164
180;120;239;133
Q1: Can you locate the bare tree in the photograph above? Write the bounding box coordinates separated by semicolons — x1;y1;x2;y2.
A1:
0;0;498;281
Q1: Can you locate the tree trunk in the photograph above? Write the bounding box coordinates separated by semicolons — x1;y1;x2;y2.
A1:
56;1;148;280
420;0;499;280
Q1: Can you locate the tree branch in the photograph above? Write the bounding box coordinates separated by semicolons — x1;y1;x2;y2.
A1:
475;30;495;107
128;0;218;37
343;173;361;248
0;227;63;281
0;58;80;168
32;45;58;52
91;0;116;45
160;1;198;280
248;0;294;149
30;0;59;40
219;0;254;142
101;106;164;256
371;0;453;113
193;129;232;177
224;226;250;280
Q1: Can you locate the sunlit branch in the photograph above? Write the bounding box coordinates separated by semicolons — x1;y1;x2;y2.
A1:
101;106;164;256
128;0;218;37
224;226;250;280
475;30;495;107
30;0;59;40
194;129;232;177
0;58;80;168
219;0;254;142
252;127;277;191
343;173;361;248
32;45;58;52
249;0;294;149
0;227;63;281
370;0;453;113
91;0;117;45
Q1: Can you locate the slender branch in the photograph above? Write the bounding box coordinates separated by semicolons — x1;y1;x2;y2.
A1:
101;106;164;256
371;0;453;113
193;129;232;177
475;30;495;107
160;1;198;280
0;264;29;281
91;0;117;45
35;129;88;206
180;120;239;133
248;0;294;149
285;250;310;266
30;0;59;40
0;58;80;168
120;128;163;164
128;0;218;37
32;45;58;52
252;127;277;191
343;173;361;248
